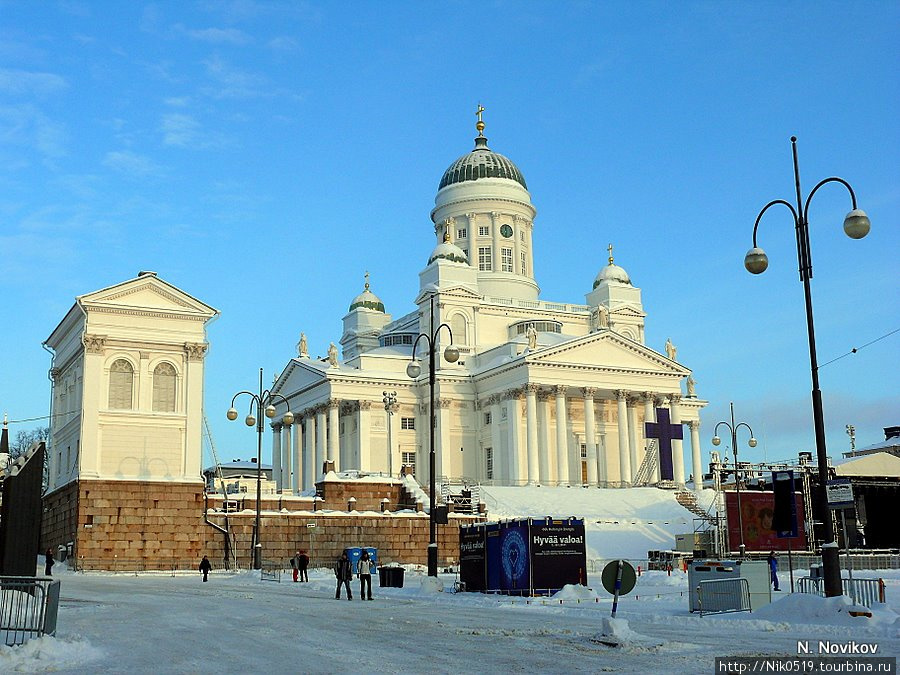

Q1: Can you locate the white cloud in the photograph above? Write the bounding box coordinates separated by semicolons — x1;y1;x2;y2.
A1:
0;68;68;97
0;104;67;159
161;113;202;146
102;150;162;177
172;23;251;45
268;36;300;52
164;96;191;107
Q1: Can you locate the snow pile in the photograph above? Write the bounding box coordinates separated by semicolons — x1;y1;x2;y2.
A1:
0;635;103;672
752;592;898;628
481;485;716;559
592;617;664;649
553;583;599;601
417;575;444;594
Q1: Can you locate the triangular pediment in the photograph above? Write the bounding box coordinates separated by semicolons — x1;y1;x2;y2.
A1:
414;285;481;305
273;358;330;398
528;331;688;375
80;275;218;319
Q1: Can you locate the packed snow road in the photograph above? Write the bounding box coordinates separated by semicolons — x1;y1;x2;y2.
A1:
2;567;898;674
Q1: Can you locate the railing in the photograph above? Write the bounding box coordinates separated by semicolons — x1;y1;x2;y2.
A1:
260;559;282;583
0;576;60;646
696;578;751;616
797;576;886;608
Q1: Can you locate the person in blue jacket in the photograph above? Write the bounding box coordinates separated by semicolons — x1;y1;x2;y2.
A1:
767;550;780;591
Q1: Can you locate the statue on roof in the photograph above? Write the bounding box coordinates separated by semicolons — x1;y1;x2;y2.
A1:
526;323;537;351
297;332;308;358
327;342;339;367
686;375;696;397
665;338;677;361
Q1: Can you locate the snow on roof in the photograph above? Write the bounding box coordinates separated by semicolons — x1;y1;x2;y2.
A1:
832;451;900;478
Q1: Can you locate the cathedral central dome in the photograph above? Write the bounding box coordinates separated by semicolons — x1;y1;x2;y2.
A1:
438;135;527;190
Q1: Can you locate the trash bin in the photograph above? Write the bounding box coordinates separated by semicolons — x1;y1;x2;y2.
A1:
379;566;404;588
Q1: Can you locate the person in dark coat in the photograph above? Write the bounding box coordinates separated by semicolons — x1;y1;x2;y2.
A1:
44;548;55;577
291;551;302;582
357;550;374;600
334;551;353;600
199;554;212;582
767;550;780;591
298;550;309;582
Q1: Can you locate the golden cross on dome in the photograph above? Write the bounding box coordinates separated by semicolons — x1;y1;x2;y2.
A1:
475;103;486;136
364;270;370;290
608;243;614;265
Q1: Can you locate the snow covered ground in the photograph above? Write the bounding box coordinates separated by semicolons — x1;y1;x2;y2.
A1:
2;562;898;674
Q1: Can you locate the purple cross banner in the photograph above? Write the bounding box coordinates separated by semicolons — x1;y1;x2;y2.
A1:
644;408;682;481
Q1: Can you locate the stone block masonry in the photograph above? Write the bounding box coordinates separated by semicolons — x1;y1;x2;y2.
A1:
41;478;481;571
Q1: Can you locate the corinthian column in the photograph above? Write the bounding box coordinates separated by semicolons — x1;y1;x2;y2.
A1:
281;421;292;492
271;423;282;491
554;386;570;486
583;388;598;485
524;383;540;485
689;419;702;491
327;399;340;472
670;395;685;486
616;391;630;486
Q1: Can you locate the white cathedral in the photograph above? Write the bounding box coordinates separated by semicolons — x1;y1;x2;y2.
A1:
270;113;708;494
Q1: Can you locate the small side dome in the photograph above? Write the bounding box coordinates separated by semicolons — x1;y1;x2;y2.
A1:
428;241;468;265
428;228;469;265
349;273;385;312
593;244;632;287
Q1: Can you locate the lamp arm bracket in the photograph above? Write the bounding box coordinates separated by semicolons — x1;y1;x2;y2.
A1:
803;177;858;222
752;199;798;247
435;322;454;343
411;333;431;361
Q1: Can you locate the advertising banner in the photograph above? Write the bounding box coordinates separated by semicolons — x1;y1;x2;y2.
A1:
725;490;805;551
498;522;530;593
485;523;502;592
458;526;486;592
530;519;586;592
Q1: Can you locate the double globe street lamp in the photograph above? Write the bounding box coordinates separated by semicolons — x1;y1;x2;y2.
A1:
406;295;458;577
227;368;293;570
712;402;757;557
744;136;870;597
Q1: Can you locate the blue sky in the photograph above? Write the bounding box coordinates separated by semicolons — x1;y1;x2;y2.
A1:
1;1;897;467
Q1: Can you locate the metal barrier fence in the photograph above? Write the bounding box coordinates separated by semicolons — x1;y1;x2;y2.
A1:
260;560;282;583
696;578;751;616
796;576;886;608
0;576;61;646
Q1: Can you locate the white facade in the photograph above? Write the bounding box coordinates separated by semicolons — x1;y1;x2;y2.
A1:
43;272;218;489
272;120;707;491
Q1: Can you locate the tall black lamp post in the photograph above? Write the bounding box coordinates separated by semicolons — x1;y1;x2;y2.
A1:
227;368;293;570
745;136;870;597
406;295;458;577
712;402;757;558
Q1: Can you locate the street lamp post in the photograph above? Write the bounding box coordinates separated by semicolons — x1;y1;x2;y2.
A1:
383;390;397;477
227;368;293;570
406;295;459;576
745;136;870;597
712;402;757;558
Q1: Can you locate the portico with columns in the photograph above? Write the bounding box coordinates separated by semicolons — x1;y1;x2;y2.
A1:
268;110;708;495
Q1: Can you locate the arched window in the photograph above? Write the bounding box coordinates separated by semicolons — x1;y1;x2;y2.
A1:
451;314;467;345
109;359;134;409
153;362;177;412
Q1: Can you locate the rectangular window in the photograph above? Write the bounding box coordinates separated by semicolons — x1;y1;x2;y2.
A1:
501;247;513;272
478;226;490;237
520;230;525;242
478;247;492;271
457;228;467;239
402;451;416;477
581;443;588;459
486;447;493;480
484;412;492;425
401;417;415;430
520;252;527;275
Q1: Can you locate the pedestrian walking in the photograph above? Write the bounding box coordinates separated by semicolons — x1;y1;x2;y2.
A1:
298;550;309;582
200;554;212;582
334;551;353;600
291;551;301;582
767;550;780;591
44;548;55;577
358;550;374;600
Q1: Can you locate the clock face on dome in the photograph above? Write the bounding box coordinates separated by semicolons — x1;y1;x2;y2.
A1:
500;224;513;238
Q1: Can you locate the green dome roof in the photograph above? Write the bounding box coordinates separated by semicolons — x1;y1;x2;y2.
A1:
438;135;527;191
